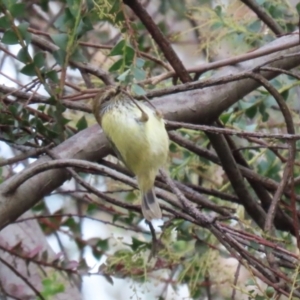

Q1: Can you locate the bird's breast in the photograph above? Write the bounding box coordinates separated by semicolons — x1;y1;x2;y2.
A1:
101;102;169;175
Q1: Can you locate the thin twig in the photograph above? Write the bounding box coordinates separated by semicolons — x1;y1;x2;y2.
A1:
240;0;284;35
0;256;46;300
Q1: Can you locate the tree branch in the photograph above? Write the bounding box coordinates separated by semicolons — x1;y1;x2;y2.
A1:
0;33;300;230
240;0;284;35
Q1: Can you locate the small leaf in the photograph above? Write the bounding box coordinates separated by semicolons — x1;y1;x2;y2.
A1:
76;116;88;131
70;47;86;63
2;30;19;45
281;89;289;101
86;0;94;10
20;63;36;76
0;16;10;29
40;0;49;11
77;17;94;36
18;23;31;44
2;0;18;8
131;84;145;96
34;52;45;68
109;58;123;72
210;21;223;30
51;33;68;51
103;274;114;285
132;66;146;80
169;143;177;153
46;70;59;83
17;47;31;64
124;46;135;65
109;0;121;14
136;58;145;68
52;49;66;66
131;237;148;251
220;112;231;124
245;105;257;119
66;0;81;17
109;40;126;56
16;135;32;145
10;3;26;17
248;20;261;32
115;11;125;23
297;3;300;14
54;9;74;32
117;69;130;82
97;238;109;251
214;5;222;18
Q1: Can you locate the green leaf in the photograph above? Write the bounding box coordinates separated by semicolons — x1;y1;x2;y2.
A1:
169;142;177;153
249;241;259;250
2;0;18;8
220;112;231;124
211;21;223;30
20;63;36;76
66;0;81;17
70;47;86;63
16;135;32;145
109;0;121;14
109;58;123;72
1;30;19;45
76;116;88;131
42;275;65;296
297;3;300;14
40;0;49;11
51;33;68;51
132;66;146;80
124;46;135;65
115;10;125;23
9;104;18;116
117;69;130;82
63;217;78;229
34;52;45;68
17;47;31;64
109;40;126;56
52;49;66;66
258;103;269;122
245;105;257;119
248;20;261;32
0;16;10;29
214;5;222;18
280;89;289;101
136;58;145;68
18;23;31;44
10;3;26;17
77;17;93;36
131;84;145;96
54;9;74;32
245;278;255;286
46;70;59;83
97;238;109;251
86;0;94;11
130;237;148;251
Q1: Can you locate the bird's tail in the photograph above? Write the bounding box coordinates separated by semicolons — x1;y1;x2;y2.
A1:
141;188;162;221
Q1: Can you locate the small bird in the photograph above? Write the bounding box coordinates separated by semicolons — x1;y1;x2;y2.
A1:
93;86;169;221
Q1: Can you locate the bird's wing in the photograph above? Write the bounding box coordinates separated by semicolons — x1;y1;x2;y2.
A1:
106;135;134;174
